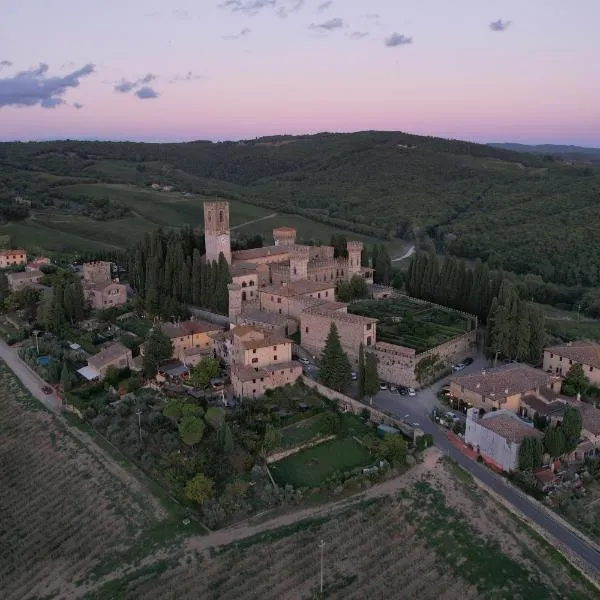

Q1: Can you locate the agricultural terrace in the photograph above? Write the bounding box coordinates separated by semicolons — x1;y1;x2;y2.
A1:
349;297;473;353
0;362;178;600
84;453;597;600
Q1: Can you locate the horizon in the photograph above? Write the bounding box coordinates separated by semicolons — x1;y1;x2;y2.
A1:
1;0;599;146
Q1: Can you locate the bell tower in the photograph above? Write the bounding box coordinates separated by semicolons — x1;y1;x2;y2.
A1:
203;200;231;264
347;241;363;278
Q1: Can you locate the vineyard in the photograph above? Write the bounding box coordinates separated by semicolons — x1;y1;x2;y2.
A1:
86;453;597;600
0;364;169;600
349;297;471;353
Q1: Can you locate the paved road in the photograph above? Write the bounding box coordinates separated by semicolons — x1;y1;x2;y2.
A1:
371;360;600;576
0;339;61;413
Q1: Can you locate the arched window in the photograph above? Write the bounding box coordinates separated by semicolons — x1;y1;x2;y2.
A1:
249;280;255;286
242;281;247;288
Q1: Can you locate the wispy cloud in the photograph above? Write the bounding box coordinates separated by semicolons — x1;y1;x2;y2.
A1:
277;0;304;18
317;1;332;11
169;71;204;83
309;17;343;31
490;19;511;32
348;31;368;40
384;33;412;47
114;73;157;94
223;27;252;39
135;86;159;99
0;63;95;109
73;102;84;109
0;60;12;70
218;0;275;16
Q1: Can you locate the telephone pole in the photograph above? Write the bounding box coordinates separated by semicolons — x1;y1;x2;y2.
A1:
136;409;143;443
318;539;325;596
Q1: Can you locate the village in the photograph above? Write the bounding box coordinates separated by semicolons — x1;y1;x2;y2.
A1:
2;202;600;544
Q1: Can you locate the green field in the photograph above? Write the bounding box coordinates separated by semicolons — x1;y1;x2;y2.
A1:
350;297;471;353
532;302;600;343
0;183;404;255
271;437;372;488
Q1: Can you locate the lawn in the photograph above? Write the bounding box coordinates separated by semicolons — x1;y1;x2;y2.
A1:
270;437;373;488
350;297;472;353
532;302;600;343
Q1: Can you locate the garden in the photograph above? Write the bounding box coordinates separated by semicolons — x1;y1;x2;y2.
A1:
349;297;471;353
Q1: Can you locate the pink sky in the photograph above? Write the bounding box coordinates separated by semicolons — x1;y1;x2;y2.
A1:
1;0;599;145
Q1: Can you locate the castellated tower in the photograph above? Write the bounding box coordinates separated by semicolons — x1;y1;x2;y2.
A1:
228;283;242;323
289;245;309;282
273;227;297;246
204;200;231;264
347;241;363;277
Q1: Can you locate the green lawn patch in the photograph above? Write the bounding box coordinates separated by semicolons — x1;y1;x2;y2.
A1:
270;437;372;488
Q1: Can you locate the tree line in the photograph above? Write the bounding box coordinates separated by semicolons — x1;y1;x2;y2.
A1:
127;226;231;317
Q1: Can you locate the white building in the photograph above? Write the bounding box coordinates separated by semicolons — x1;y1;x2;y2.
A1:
465;408;542;472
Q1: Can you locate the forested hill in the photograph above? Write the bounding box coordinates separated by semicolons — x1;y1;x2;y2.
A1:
489;142;600;164
1;130;600;287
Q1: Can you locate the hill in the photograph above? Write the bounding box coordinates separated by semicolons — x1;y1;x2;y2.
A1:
1;131;600;286
490;142;600;164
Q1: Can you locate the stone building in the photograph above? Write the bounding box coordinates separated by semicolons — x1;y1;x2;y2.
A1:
82;261;127;310
7;269;44;292
543;341;600;386
0;249;27;269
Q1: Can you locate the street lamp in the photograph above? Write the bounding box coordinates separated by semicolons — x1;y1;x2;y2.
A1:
136;408;143;443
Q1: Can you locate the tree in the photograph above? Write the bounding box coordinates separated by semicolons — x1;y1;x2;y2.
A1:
532;412;548;431
561;364;590;397
63;280;86;325
357;344;366;399
178;415;206;446
205;406;225;429
0;272;9;304
60;361;72;393
217;421;234;455
543;426;565;459
319;322;352;394
185;473;214;505
189;356;220;389
379;434;407;464
142;325;173;377
263;424;282;453
561;405;582;452
518;436;543;470
364;352;380;405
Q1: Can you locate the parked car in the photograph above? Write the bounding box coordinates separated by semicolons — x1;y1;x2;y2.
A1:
351;372;357;381
453;363;466;372
408;387;416;396
389;385;398;393
380;382;388;390
463;357;474;366
299;358;310;365
41;386;53;395
399;386;408;395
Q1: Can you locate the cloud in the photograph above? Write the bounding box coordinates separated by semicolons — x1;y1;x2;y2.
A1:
135;86;159;99
349;31;368;40
169;71;204;83
490;19;511;32
0;60;12;70
277;0;304;18
0;62;95;109
317;1;332;11
223;27;252;39
73;102;84;109
218;0;275;16
384;33;412;47
114;73;157;93
309;17;343;31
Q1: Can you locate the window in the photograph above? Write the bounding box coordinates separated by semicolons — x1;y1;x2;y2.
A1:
461;385;464;393
366;323;372;330
249;280;254;286
219;210;224;223
273;346;277;350
253;389;256;394
290;368;293;373
277;298;281;304
569;359;573;365
274;355;278;361
242;281;247;287
252;379;256;384
252;349;257;353
590;366;594;372
550;353;554;358
366;336;372;346
271;295;274;301
318;293;321;299
293;267;297;275
278;308;282;314
260;377;264;382
242;291;247;301
305;327;309;333
325;291;329;297
559;357;562;362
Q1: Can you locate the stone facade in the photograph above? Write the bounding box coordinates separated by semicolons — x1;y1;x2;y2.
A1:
83;261;111;284
204;200;232;264
7;269;43;292
0;249;27;269
543;341;600;386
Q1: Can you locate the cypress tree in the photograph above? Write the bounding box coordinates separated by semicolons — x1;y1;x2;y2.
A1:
319;323;353;394
364;352;380;405
357;343;366;399
515;302;531;362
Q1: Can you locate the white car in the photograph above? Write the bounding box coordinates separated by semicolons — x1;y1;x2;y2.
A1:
408;387;416;396
299;358;310;365
380;382;388;390
351;372;357;381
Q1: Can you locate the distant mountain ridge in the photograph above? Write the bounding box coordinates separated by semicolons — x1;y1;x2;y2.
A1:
489;142;600;163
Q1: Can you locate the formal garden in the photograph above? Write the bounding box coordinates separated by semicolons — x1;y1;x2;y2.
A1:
349;297;472;353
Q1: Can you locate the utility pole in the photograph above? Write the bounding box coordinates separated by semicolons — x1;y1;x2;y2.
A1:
136;409;143;443
32;330;40;355
318;539;325;596
578;304;581;322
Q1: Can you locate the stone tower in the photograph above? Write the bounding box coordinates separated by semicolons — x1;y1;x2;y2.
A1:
347;241;363;277
289;246;309;282
273;227;297;246
204;200;231;264
228;283;242;323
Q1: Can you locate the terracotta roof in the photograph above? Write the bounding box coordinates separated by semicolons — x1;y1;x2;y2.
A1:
88;342;130;370
232;246;289;261
451;364;549;401
479;413;542;444
0;249;26;256
7;269;42;281
240;309;289;326
161;320;221;339
545;341;600;369
231;262;258;277
521;394;565;418
273;227;296;234
261;280;336;297
240;333;291;351
566;400;600;436
534;469;558;484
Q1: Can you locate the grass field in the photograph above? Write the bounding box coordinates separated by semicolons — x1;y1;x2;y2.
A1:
85;453;597;600
532;302;600;342
0;183;405;255
350;297;471;353
270;437;373;488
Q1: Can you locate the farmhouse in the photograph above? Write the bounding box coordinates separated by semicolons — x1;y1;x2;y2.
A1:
159;319;223;365
81;342;133;379
81;261;127;310
543;341;600;386
450;363;551;412
465;407;542;472
0;249;27;268
6;269;43;292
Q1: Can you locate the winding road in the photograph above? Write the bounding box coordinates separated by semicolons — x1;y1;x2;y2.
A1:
391;244;415;262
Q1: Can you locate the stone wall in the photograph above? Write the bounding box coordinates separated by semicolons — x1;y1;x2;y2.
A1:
265;434;336;463
189;306;230;326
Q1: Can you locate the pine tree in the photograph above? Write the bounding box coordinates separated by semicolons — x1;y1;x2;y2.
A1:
527;306;546;364
60;361;72;393
515;301;531;362
319;323;352;394
357;343;366;399
364;352;380;405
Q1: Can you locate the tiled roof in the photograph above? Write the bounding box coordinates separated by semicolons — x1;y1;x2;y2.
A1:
261;280;336;297
232;245;289;261
88;342;129;370
240;309;289;326
451;364;549;400
231;262;258;277
0;249;26;256
479;413;542;444
545;341;600;369
566;400;600;436
273;227;296;234
521;394;565;418
161;320;220;339
7;269;42;281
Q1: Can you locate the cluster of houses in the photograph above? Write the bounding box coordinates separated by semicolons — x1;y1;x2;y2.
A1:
450;341;600;475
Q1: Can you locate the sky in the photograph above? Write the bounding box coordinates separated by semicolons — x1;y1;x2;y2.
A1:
0;0;599;145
